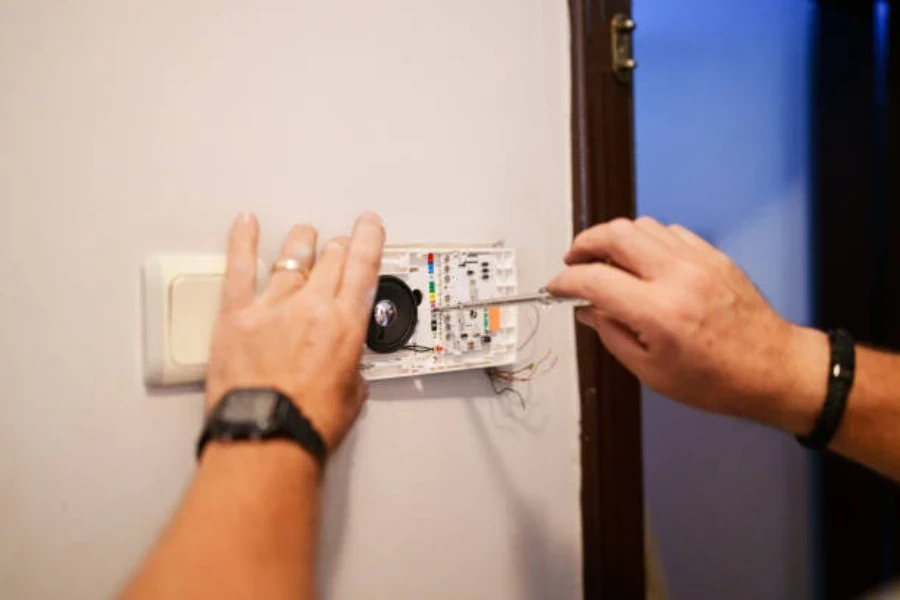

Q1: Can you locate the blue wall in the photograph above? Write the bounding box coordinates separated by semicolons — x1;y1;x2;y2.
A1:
635;1;815;598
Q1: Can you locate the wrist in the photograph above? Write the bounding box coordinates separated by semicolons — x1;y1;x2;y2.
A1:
200;439;321;482
772;325;829;436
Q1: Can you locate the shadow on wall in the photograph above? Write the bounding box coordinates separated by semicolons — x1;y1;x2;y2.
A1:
461;398;578;600
316;369;578;599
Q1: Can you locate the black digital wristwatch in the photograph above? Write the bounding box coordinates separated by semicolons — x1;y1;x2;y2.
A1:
197;388;327;466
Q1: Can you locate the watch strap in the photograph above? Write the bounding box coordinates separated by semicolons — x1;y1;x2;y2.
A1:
796;328;856;451
279;393;327;465
197;388;327;465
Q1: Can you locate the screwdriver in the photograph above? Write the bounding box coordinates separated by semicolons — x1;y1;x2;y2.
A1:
433;288;591;312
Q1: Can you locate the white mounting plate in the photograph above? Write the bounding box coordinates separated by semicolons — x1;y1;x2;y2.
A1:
141;245;518;387
141;254;266;387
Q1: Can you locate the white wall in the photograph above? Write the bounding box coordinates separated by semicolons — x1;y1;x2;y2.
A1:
0;2;583;599
635;1;814;599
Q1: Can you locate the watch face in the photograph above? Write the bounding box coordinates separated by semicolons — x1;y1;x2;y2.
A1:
220;390;279;427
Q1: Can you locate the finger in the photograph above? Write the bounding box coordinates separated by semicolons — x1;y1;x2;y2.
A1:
221;213;259;311
339;213;386;326
304;236;349;298
565;218;670;279
547;263;649;328
577;309;648;374
262;224;318;304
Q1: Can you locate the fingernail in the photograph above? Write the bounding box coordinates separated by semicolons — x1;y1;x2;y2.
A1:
359;212;382;225
236;212;259;226
328;236;349;251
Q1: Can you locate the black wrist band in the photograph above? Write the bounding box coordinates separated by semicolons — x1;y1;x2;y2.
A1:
796;328;856;451
197;388;327;466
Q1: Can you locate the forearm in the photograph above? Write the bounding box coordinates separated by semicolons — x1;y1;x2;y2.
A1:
550;218;900;480
775;326;900;480
831;344;900;479
120;441;320;600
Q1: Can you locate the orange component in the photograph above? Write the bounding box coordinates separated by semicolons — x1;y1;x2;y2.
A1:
488;307;501;332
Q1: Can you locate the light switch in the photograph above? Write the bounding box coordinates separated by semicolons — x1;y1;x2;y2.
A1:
142;254;264;386
169;275;222;366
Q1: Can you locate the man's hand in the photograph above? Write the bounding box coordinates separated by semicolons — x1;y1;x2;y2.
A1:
206;212;385;451
121;213;385;600
548;217;827;432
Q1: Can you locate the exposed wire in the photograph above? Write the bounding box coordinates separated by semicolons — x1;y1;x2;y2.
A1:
486;369;528;410
488;350;558;383
517;304;542;351
403;344;435;353
483;302;558;418
485;351;559;421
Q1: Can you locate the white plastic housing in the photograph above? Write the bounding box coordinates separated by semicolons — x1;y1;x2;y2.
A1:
362;247;518;381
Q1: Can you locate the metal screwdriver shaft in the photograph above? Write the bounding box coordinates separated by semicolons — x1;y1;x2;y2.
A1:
434;288;590;312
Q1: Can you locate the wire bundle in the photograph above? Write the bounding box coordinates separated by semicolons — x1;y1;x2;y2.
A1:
488;350;558;384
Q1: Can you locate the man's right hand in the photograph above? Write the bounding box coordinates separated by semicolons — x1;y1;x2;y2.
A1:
548;217;828;435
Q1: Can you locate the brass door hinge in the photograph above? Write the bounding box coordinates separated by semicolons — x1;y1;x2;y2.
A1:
611;14;637;82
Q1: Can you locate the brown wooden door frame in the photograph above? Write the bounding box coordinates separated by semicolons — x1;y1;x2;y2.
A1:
569;1;646;598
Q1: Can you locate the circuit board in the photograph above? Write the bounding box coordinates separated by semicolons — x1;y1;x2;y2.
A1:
362;246;518;381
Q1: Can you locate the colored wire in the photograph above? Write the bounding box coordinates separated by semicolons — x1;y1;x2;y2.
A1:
403;344;435;353
487;369;528;410
489;350;558;383
517;304;542;351
484;303;558;413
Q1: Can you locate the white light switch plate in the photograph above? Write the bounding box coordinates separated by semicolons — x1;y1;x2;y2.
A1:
142;255;265;386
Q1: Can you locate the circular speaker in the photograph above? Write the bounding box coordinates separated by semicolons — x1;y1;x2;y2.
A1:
366;275;419;353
